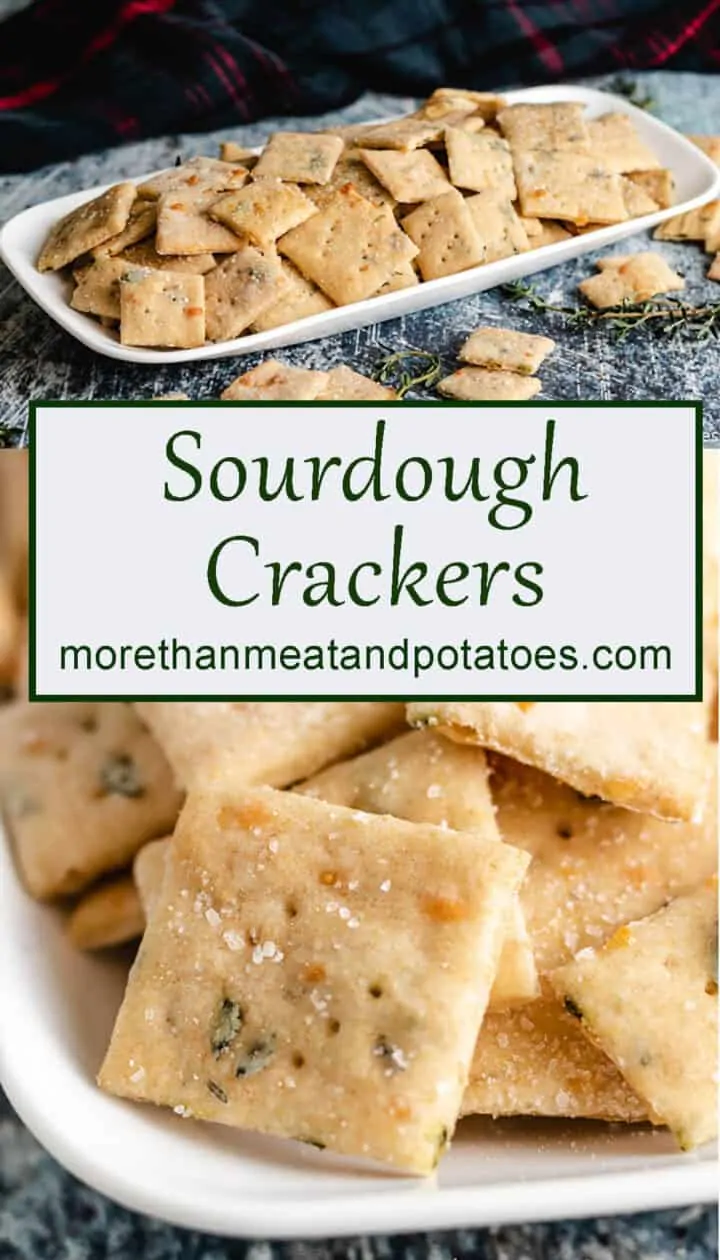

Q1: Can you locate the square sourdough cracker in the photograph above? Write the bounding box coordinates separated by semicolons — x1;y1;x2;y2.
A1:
459;326;554;374
352;118;444;151
445;129;516;198
155;192;243;255
462;995;648;1121
579;253;685;309
0;702;182;900
120;271;205;349
210;181;317;245
514;152;627;225
407;700;710;822
322;151;397;208
438;368;541;402
549;879;718;1149
135;701;405;791
251;262;334;332
358;148;450;202
687;135;720;167
424;88;504;122
91;198;157;258
70;258;131;320
97;785;530;1173
373;261;420;295
221;360;329;401
204;246;284;341
654;200;720;246
67;874;145;951
137;157;249;200
38;182;136;272
134;836;171;918
116;241;217;274
402;189;484;280
317;365;397;402
587;113;662;173
465;191;530;260
296;729;538;1007
627;169;674;209
279;186;418;305
489;753;718;974
497;103;590;153
253;132;344;185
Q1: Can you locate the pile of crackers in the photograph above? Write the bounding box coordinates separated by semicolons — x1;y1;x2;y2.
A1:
36;93;676;351
0;452;717;1175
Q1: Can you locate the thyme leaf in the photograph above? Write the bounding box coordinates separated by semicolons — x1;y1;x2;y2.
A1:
373;348;443;398
502;281;720;343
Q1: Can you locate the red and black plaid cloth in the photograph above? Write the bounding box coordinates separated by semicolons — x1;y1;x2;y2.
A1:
1;0;718;173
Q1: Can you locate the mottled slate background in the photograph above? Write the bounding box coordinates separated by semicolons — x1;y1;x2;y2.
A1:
1;71;719;445
1;56;718;1258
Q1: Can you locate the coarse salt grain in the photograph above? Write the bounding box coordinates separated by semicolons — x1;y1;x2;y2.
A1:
130;1067;145;1084
205;908;221;928
380;879;391;892
222;929;244;951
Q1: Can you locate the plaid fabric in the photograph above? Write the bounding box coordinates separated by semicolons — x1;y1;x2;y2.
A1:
1;0;718;172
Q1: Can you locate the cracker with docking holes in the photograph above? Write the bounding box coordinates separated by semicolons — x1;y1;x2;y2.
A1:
407;699;710;822
67;873;145;950
402;188;484;280
514;151;627;225
0;702;182;900
549;880;718;1150
120;270;205;349
465;191;530;261
357;148;451;203
134;701;405;791
38;182;136;272
204;246;285;341
296;729;538;1007
210;181;317;245
458;326;555;375
70;257;131;320
251;262;334;332
98;785;530;1174
445;128;516;198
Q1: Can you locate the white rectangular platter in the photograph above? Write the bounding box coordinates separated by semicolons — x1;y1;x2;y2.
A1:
0;825;716;1241
1;84;719;366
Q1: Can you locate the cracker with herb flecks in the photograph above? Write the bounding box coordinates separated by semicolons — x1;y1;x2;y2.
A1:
620;176;659;217
579;252;685;309
458;326;554;375
549;879;718;1150
489;753;718;974
438;368;541;402
317;365;397;402
210;180;317;245
461;996;648;1122
0;702;182;900
253;132;344;185
321;150;397;208
352;117;444;151
120;270;205;349
296;729;538;1008
654;200;720;248
70;257;131;320
627;169;674;209
98;785;530;1174
407;699;710;823
587;113;662;174
135;701;405;792
372;261;420;295
155;191;243;255
687;136;720;168
38;182;136;272
137;157;249;200
67;873;145;951
514;151;627;225
497;103;590;153
221;360;329;401
279;186;418;305
118;242;217;274
133;836;171;918
251;261;334;332
91;198;157;258
357;148;451;203
401;188;484;280
445;128;516;198
465;191;531;261
204;245;284;341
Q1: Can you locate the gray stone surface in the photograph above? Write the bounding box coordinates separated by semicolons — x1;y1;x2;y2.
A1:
1;72;719;445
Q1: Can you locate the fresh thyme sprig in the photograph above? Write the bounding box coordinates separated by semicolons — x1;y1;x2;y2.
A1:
606;76;655;112
502;280;720;342
373;348;443;397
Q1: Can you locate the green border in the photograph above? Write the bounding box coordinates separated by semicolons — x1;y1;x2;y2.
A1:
27;398;704;703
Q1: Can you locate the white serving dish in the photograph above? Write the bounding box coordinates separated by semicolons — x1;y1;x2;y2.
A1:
0;824;716;1240
1;85;719;366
